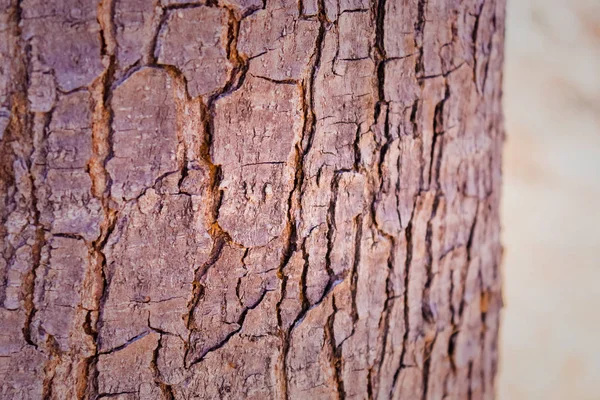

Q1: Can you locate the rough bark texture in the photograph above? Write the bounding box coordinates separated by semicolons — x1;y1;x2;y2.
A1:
0;0;505;399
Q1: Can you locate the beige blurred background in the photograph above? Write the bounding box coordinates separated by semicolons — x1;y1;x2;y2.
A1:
499;0;600;399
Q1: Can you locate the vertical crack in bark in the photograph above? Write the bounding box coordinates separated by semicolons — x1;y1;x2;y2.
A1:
300;0;327;158
413;2;446;398
374;236;395;391
327;296;345;400
429;82;449;188
151;334;175;400
390;215;414;397
207;6;249;106
446;198;480;395
471;1;486;94
421;332;437;400
148;7;167;66
185;233;227;332
83;1;120;397
374;0;387;102
366;368;374;400
323;171;341;287
275;217;304;399
478;270;488;399
8;0;43;352
409;99;419;139
349;214;363;339
278;1;328;396
413;0;429;192
415;0;426;77
476;203;492;399
22;111;44;349
174;5;244;371
183;4;248;362
27;112;58;391
172;5;276;370
446;201;482;382
467;360;474;400
459;201;480;319
371;1;408;395
421;194;441;398
41;337;61;400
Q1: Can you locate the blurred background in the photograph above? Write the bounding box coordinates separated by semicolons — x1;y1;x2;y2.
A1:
499;0;600;399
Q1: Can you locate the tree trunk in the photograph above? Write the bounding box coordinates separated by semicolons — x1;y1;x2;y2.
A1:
0;0;504;398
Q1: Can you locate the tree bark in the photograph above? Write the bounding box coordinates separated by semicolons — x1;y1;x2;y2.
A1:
0;0;505;398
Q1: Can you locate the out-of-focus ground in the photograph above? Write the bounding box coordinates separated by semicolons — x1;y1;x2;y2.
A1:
499;0;600;399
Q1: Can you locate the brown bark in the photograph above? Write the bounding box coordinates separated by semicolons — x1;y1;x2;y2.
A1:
0;0;504;398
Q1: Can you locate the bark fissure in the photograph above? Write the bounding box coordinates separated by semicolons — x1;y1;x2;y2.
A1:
327;297;346;399
83;1;121;397
279;1;329;396
391;218;414;395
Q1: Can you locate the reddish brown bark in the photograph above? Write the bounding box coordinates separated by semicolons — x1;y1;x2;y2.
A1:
0;0;504;398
